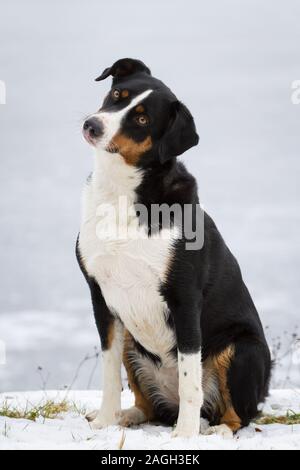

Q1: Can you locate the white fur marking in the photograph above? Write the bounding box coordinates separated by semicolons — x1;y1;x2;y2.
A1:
90;321;124;429
80;145;179;362
172;351;203;438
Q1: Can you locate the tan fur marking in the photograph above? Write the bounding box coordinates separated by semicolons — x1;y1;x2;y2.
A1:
123;330;154;421
121;89;129;98
136;105;144;113
212;345;242;432
112;133;152;165
220;407;242;432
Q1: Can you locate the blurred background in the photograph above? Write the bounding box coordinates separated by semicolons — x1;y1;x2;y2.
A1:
0;0;299;391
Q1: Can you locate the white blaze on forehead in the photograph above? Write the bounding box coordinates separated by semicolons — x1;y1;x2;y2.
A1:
93;89;153;145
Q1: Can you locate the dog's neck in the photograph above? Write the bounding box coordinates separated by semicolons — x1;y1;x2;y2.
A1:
90;148;180;209
92;148;143;200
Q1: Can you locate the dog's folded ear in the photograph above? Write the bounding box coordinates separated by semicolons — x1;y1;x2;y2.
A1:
95;58;151;82
158;101;199;164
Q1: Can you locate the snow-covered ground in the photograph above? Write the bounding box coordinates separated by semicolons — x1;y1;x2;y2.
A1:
0;389;300;450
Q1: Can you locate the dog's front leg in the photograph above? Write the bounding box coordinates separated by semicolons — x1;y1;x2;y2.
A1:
90;319;124;430
173;349;202;437
167;297;203;438
86;280;124;430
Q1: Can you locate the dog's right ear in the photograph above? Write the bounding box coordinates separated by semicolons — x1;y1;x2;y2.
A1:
95;58;151;82
158;101;199;164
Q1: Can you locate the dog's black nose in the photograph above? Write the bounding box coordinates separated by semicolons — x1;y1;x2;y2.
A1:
83;118;104;138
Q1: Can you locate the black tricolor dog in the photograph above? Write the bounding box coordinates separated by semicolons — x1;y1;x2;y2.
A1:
77;58;271;438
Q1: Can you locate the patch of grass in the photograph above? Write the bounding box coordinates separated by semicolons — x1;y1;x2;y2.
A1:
0;399;72;422
255;410;300;426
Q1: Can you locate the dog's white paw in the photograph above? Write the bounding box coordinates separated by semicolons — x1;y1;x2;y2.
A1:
90;415;120;430
117;406;146;427
203;424;233;439
172;421;199;438
86;410;120;430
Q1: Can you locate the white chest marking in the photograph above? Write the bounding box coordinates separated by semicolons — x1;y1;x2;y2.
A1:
79;151;179;361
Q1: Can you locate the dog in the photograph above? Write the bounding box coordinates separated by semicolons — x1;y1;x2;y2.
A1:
76;58;271;438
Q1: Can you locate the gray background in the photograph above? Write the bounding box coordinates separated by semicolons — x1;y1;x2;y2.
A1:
0;0;299;391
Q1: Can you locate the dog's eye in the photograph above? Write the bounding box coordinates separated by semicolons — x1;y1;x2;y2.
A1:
135;115;149;126
112;89;120;100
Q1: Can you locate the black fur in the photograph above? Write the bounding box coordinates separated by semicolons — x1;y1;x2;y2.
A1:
95;58;151;82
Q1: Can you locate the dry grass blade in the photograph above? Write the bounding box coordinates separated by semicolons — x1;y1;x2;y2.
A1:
118;430;126;450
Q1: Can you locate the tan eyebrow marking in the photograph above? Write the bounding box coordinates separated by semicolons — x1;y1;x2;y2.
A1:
121;89;129;98
135;105;144;113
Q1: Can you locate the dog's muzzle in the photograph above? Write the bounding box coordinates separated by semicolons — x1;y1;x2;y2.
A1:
83;117;104;145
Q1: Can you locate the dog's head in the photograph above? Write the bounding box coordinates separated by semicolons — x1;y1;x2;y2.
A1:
83;58;199;166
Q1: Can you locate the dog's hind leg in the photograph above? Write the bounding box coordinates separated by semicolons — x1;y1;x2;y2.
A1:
203;340;271;438
117;406;147;427
227;339;271;428
202;345;241;438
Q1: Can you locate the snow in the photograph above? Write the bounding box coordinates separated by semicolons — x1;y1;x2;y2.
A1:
1;389;300;450
0;0;299;391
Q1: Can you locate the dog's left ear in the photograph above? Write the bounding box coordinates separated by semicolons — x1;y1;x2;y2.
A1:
95;58;151;82
158;101;199;164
